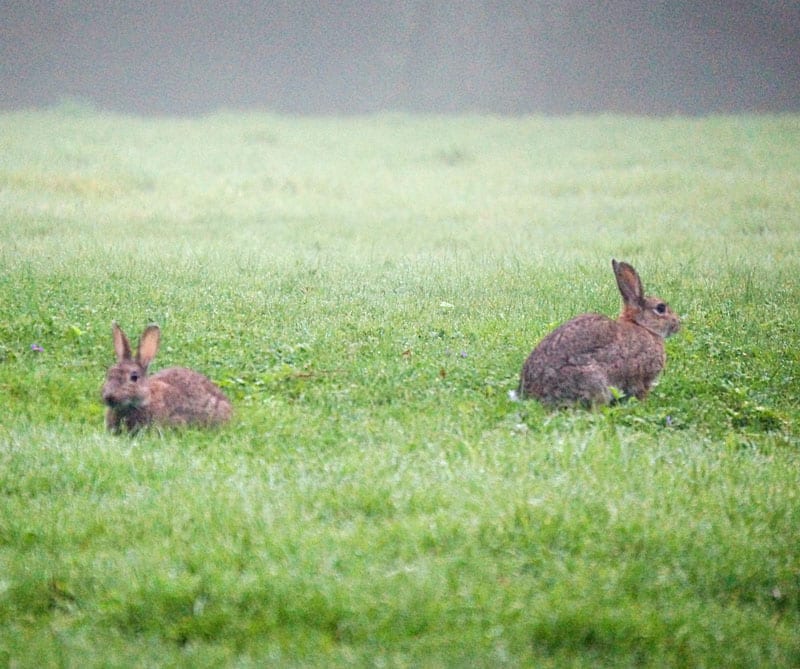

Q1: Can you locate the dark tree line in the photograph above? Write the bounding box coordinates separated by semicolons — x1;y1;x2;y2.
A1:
2;1;798;115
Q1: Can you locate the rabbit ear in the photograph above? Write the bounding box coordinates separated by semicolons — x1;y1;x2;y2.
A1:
112;322;132;362
136;325;161;370
612;259;645;307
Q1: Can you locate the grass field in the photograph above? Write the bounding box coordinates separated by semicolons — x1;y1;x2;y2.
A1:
0;107;798;667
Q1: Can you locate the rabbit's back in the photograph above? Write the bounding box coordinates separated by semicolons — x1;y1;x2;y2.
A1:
520;313;666;405
149;367;232;426
520;314;616;404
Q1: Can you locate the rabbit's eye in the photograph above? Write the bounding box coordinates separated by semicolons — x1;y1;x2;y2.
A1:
130;372;140;382
655;303;667;315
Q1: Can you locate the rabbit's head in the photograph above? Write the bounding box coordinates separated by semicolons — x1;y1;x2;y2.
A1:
102;323;160;411
613;259;681;339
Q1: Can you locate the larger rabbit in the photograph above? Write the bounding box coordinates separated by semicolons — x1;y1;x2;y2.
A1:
102;323;232;433
519;260;680;406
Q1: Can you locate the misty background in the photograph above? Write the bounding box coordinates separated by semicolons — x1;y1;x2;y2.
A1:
2;1;799;117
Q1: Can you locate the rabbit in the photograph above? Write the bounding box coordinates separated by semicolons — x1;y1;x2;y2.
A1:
102;323;232;433
519;259;680;407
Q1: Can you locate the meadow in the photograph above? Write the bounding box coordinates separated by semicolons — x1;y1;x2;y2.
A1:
0;107;798;667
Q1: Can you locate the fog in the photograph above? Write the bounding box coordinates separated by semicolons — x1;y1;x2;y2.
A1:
2;1;798;116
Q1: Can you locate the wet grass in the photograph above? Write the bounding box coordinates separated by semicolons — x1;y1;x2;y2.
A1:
0;109;798;667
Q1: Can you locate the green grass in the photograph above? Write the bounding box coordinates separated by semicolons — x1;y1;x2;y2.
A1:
0;108;799;667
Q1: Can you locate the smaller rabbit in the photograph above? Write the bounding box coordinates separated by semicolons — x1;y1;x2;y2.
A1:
519;260;680;407
102;323;232;433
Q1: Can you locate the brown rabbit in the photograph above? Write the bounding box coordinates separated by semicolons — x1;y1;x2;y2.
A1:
519;260;680;406
102;323;232;433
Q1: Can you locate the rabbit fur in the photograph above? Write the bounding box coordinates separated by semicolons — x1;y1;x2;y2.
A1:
102;323;232;433
519;259;680;406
